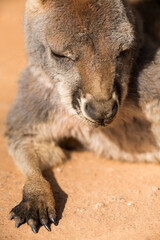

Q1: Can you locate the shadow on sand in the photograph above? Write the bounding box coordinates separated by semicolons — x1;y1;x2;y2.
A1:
43;169;68;225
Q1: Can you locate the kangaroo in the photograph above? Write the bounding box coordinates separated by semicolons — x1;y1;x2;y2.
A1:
6;0;160;233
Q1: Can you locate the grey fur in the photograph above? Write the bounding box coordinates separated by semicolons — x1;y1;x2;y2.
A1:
6;0;160;165
6;0;160;232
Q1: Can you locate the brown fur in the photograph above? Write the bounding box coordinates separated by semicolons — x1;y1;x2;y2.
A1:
6;0;160;233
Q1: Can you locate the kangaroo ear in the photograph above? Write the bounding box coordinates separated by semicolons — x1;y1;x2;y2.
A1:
27;0;47;4
26;0;47;13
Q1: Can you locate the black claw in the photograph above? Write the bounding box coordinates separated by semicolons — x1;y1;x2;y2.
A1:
44;223;51;232
41;219;51;231
10;215;14;220
31;225;38;234
15;222;20;228
51;217;58;226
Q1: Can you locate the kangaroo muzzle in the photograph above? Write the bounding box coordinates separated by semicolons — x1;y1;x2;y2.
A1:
84;99;118;126
72;91;119;127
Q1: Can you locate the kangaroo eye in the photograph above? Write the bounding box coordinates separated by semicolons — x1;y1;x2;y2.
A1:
50;48;77;62
51;49;68;59
118;49;130;58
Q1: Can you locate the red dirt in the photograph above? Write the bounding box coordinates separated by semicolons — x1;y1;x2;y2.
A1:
0;1;160;240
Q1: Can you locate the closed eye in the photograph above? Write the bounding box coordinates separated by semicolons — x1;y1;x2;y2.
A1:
50;49;77;62
51;49;69;59
117;49;130;58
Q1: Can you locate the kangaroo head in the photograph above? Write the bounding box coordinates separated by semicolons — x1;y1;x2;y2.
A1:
25;0;139;127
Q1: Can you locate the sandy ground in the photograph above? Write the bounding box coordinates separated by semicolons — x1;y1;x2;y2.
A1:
0;1;160;240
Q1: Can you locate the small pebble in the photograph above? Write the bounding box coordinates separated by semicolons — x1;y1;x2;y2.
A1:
75;208;85;213
118;195;124;201
151;186;159;192
127;202;134;206
56;168;62;173
94;202;105;209
149;186;160;197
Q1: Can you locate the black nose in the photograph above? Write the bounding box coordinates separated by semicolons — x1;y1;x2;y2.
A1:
85;103;97;121
85;101;118;125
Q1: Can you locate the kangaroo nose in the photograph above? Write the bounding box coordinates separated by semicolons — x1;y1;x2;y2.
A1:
85;100;118;125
